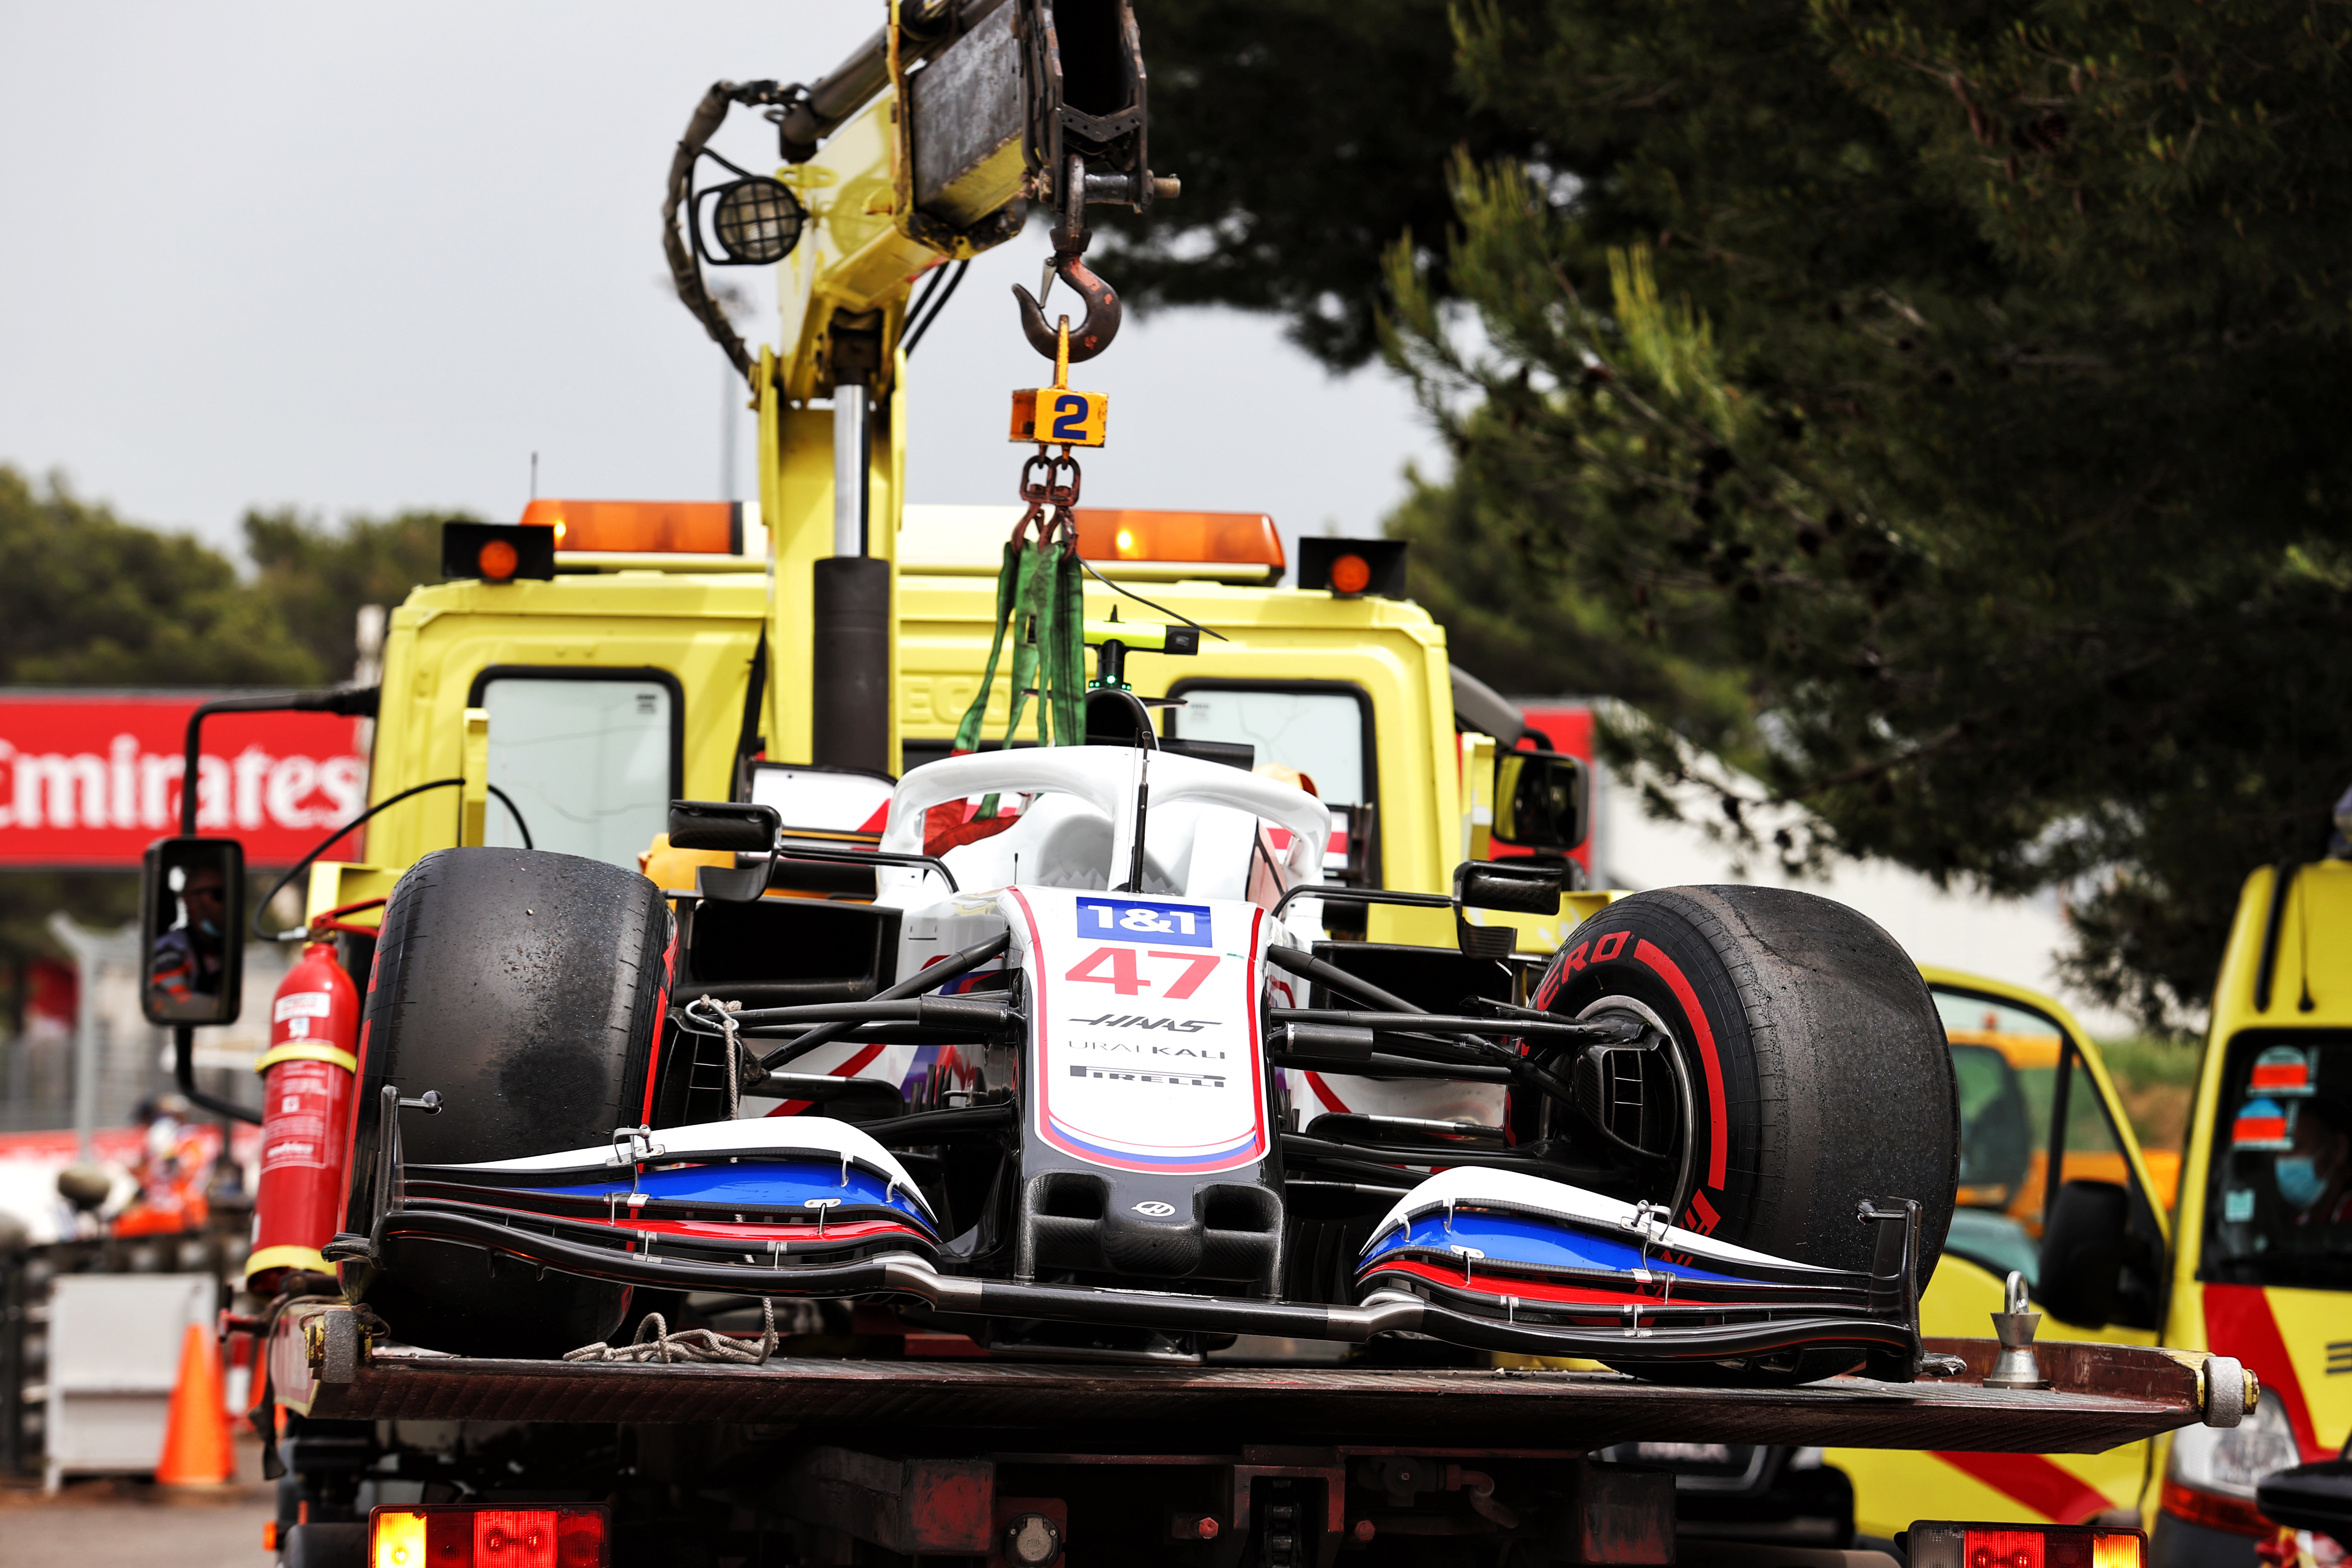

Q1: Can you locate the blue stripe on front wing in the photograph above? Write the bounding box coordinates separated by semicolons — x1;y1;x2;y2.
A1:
1359;1209;1759;1286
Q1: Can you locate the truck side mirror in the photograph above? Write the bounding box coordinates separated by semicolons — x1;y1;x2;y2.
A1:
668;800;781;852
2036;1178;2129;1329
139;837;245;1027
1491;749;1589;852
1455;861;1565;915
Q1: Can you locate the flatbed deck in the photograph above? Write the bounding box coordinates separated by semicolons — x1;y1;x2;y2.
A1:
273;1304;2230;1454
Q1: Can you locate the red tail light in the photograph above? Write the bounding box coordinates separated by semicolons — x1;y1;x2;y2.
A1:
371;1505;609;1568
2159;1478;2274;1536
1905;1520;2146;1568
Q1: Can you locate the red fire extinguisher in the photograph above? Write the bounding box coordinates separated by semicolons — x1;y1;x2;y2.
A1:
246;940;360;1295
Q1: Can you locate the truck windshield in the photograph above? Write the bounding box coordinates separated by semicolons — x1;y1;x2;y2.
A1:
479;675;677;869
2199;1029;2352;1290
1164;685;1369;806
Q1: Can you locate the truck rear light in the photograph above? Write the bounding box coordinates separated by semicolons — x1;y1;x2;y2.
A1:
2159;1477;2274;1536
1905;1520;2146;1568
370;1505;609;1568
441;523;555;583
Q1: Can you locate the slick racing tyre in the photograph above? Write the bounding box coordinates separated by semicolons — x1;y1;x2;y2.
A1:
1531;885;1957;1377
343;847;677;1358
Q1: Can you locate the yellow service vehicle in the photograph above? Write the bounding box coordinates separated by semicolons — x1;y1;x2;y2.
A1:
1832;868;2352;1565
1831;970;2181;1546
2145;861;2352;1565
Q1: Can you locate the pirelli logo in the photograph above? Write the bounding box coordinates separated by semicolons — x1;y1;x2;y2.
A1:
1069;1065;1226;1089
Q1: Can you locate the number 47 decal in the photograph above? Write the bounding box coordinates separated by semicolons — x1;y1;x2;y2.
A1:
1064;946;1220;998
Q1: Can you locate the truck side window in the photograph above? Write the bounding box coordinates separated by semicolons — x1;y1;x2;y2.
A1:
475;671;681;870
1934;989;2163;1326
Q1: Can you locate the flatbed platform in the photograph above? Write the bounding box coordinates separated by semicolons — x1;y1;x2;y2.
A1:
272;1305;2233;1454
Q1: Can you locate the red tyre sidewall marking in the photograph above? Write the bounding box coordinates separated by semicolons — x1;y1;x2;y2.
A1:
1631;939;1729;1193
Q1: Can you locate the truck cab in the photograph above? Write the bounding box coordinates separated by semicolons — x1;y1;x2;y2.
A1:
1832;970;2179;1543
2152;862;2352;1564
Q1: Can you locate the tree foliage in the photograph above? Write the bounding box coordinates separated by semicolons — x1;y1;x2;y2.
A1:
0;467;318;687
1384;0;2352;1025
1133;0;2352;1025
243;506;446;680
0;466;462;992
1095;0;1535;366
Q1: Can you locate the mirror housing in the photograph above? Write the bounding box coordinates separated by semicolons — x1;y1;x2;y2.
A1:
1455;861;1565;916
670;801;781;903
1491;748;1589;852
139;837;245;1027
668;800;781;853
2036;1178;2129;1329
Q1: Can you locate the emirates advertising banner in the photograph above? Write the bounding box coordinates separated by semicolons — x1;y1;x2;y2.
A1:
0;693;368;868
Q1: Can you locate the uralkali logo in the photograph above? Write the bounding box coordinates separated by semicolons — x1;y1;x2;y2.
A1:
0;693;368;867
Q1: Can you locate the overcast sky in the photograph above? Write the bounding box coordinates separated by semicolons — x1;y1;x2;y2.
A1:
0;3;1440;571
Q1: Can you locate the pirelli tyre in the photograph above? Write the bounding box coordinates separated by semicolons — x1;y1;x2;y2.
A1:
341;847;677;1358
1530;885;1957;1380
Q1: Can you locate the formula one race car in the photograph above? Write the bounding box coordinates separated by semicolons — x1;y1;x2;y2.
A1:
329;735;1959;1384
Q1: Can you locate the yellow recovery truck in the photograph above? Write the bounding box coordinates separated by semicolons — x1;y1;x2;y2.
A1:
131;6;2261;1565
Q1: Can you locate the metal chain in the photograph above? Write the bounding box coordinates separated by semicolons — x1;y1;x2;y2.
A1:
564;1299;777;1365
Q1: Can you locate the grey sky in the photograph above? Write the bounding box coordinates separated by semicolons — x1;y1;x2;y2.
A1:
0;3;1439;570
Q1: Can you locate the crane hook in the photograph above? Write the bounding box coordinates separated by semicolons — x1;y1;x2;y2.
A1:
1013;246;1121;364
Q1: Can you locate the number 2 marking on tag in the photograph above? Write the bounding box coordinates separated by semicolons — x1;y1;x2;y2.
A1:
1050;392;1091;442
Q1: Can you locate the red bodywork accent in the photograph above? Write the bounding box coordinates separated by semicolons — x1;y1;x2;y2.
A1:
2203;1283;2323;1459
1928;1451;2112;1525
639;914;681;1125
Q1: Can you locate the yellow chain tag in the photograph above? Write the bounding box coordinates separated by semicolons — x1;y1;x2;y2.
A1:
1010;387;1108;447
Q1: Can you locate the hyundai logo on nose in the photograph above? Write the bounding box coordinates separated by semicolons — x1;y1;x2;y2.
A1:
1132;1200;1177;1218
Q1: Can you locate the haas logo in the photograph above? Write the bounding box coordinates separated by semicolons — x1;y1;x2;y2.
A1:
1132;1200;1178;1218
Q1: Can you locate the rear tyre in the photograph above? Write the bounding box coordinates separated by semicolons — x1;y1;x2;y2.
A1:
343;847;676;1358
1531;885;1957;1381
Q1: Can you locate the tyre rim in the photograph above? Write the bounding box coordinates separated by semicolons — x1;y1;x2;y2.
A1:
1574;994;1700;1220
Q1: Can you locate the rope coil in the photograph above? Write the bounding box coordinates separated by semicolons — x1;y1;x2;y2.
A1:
564;1299;778;1365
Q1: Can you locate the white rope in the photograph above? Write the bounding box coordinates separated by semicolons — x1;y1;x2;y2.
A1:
564;1298;776;1365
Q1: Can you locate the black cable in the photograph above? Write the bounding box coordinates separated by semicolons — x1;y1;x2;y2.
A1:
1077;557;1231;641
901;259;969;358
249;777;534;939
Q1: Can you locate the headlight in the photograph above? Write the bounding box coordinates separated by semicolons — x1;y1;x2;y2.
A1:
2168;1396;2301;1498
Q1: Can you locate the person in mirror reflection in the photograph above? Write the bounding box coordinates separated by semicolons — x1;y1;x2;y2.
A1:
150;863;227;1008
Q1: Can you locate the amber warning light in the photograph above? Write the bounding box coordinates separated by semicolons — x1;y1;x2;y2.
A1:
1069;509;1283;574
371;1504;609;1568
518;499;746;555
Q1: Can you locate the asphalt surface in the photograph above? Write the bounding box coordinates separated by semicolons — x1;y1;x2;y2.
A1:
0;1440;274;1568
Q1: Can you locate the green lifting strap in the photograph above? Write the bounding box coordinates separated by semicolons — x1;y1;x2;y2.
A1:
951;528;1086;817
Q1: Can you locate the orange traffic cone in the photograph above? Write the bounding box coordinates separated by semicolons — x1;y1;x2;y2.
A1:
156;1321;234;1486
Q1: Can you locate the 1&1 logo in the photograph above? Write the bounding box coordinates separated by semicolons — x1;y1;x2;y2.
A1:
1075;897;1213;948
